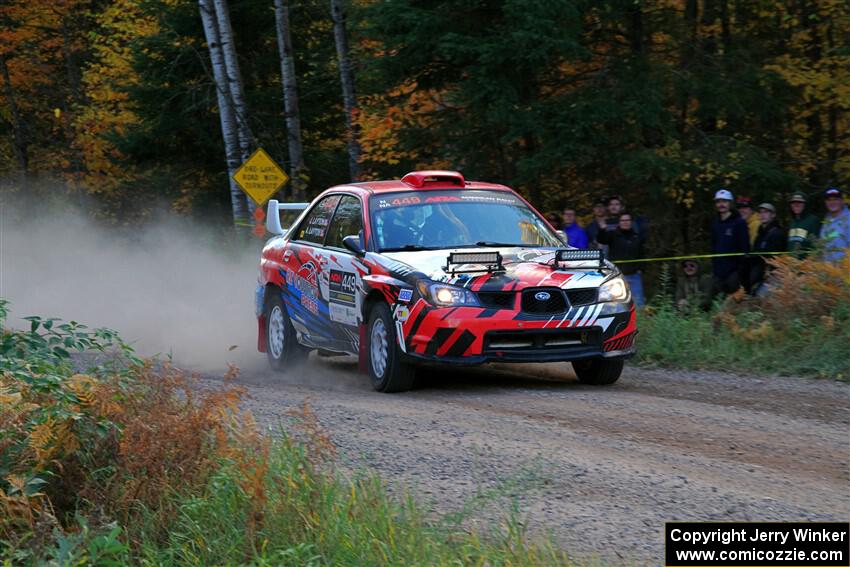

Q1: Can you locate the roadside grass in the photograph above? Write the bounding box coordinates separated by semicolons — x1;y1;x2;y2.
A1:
638;255;850;380
0;299;578;566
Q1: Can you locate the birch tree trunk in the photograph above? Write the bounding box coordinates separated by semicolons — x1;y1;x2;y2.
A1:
213;0;255;213
199;0;249;225
274;0;307;201
330;0;361;181
0;54;29;192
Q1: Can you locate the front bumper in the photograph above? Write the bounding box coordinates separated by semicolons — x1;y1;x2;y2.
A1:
397;299;637;364
402;345;635;366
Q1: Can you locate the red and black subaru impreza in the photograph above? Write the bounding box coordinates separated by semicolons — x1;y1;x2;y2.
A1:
256;170;636;392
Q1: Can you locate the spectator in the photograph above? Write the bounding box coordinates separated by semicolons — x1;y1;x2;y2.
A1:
821;187;850;262
735;196;759;246
561;207;589;248
675;260;712;311
585;198;609;256
710;189;750;295
545;211;562;228
605;195;624;232
750;203;786;295
607;194;647;238
596;212;646;306
787;192;820;256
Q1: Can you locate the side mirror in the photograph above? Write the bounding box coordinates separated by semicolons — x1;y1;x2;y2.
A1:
342;234;365;256
555;230;569;246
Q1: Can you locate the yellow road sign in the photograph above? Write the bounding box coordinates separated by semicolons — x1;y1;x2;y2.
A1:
232;148;289;206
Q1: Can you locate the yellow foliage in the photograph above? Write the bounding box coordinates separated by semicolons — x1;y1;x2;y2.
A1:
356;80;452;169
71;0;159;196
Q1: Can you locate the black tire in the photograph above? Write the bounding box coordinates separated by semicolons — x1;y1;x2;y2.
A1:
572;357;624;385
366;302;416;393
264;288;308;372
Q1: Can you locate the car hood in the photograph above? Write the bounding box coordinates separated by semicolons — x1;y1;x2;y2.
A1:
381;247;611;292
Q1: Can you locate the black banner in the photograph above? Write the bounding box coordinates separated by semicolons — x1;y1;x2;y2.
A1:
665;522;849;566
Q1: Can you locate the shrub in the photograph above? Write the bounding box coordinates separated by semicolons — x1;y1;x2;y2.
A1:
0;299;251;560
1;301;575;566
638;255;850;379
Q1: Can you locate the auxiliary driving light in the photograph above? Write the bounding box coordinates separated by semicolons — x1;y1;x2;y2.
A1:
555;249;603;262
443;251;503;274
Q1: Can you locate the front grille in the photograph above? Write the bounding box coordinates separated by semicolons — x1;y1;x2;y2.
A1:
566;288;598;306
484;329;601;353
521;288;567;314
476;291;516;309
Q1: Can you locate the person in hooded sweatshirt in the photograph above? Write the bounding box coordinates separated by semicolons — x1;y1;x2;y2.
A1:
710;189;750;295
786;192;820;257
750;203;786;295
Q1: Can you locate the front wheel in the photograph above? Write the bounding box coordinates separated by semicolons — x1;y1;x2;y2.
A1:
572;358;624;385
366;303;416;393
264;289;308;372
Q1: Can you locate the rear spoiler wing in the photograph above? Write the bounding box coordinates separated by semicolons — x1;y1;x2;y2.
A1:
266;199;309;236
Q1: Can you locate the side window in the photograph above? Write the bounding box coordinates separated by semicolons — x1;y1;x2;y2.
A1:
296;195;342;244
326;195;364;249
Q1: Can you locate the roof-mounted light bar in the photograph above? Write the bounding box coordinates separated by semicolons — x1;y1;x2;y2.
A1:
401;170;465;189
555;249;604;269
444;251;503;274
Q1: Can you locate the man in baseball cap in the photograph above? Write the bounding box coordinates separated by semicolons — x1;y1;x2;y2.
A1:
714;189;733;201
735;196;758;245
710;188;750;295
822;187;849;262
787;192;820;256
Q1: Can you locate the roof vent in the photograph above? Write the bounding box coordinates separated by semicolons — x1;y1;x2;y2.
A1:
401;170;465;188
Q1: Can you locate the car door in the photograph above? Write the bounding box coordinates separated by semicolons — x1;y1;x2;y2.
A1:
317;194;366;354
283;194;342;348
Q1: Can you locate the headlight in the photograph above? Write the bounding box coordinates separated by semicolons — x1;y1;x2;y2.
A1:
598;277;629;302
419;282;480;307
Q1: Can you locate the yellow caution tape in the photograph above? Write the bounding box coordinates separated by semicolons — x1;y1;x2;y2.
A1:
615;250;801;264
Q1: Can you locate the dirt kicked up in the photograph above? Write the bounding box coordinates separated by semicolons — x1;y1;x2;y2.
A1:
218;357;849;566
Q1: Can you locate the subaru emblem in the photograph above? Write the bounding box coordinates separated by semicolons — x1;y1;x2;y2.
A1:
534;291;551;301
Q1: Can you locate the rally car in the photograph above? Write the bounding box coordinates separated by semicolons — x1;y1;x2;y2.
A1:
256;170;636;392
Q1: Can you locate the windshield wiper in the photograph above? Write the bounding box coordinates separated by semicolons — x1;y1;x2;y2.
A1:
473;241;527;248
380;244;436;252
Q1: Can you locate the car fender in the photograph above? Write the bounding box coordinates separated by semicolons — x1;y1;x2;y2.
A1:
361;274;411;309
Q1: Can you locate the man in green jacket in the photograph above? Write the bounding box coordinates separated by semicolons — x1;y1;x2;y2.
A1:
786;192;820;256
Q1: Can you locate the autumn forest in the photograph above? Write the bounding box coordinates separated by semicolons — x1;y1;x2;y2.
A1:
1;0;847;256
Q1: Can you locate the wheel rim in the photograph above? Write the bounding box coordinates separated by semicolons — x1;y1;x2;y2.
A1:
370;318;389;378
268;305;285;359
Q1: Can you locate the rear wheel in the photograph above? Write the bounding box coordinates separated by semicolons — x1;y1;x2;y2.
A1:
367;302;416;393
572;358;624;385
265;289;308;372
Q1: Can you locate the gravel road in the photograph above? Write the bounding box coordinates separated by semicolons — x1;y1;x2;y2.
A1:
214;357;849;565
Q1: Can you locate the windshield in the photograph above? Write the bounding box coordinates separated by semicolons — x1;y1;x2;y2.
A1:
370;190;563;251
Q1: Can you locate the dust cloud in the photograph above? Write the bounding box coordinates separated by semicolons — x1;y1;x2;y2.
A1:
1;203;267;373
